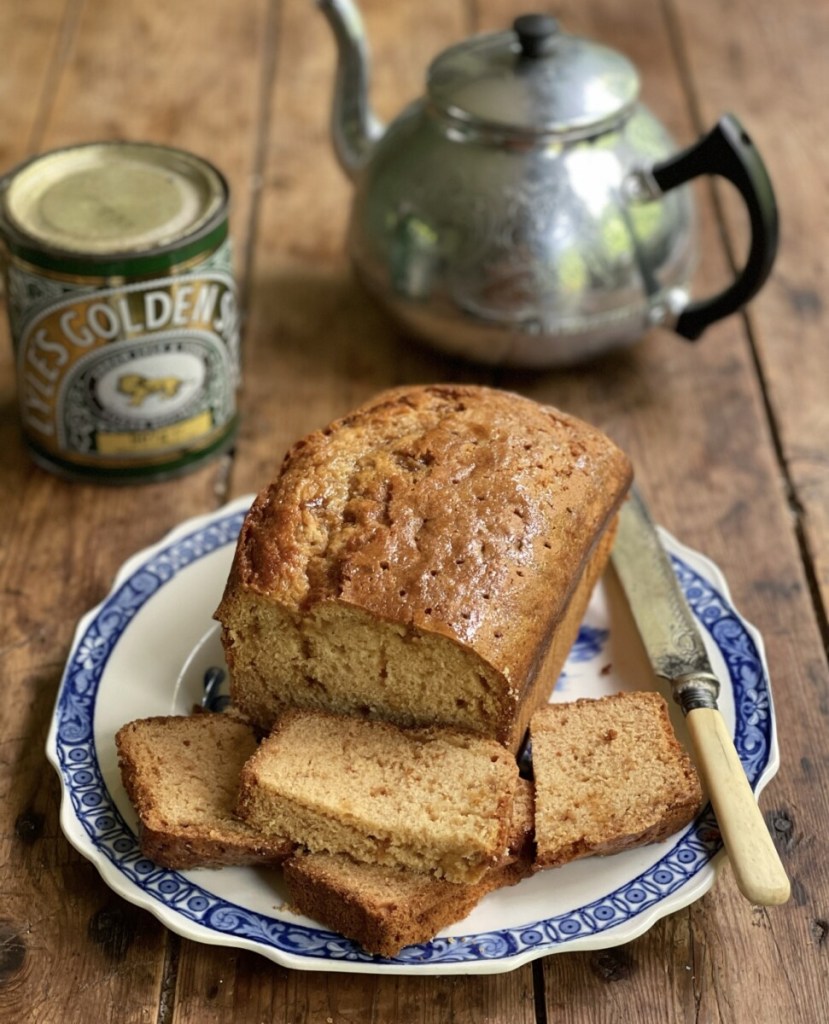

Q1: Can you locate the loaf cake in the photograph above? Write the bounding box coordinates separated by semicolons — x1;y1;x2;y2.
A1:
236;708;519;884
530;692;703;869
283;780;535;957
115;713;293;870
215;383;632;751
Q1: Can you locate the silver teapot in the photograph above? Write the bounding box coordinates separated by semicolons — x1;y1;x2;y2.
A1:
318;1;778;367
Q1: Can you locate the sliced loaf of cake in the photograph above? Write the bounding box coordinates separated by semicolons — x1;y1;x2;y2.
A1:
283;780;535;957
531;692;703;869
236;708;518;884
214;384;632;752
116;713;293;870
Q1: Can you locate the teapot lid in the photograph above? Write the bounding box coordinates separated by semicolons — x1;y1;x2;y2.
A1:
427;14;639;137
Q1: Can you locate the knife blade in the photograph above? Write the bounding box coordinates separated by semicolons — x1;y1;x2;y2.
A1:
611;486;790;906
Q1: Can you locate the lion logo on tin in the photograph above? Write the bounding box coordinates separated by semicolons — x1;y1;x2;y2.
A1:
117;373;185;407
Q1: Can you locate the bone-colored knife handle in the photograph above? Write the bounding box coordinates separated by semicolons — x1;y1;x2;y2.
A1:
685;707;790;906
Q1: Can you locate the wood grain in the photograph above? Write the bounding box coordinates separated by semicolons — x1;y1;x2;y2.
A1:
667;0;829;619
0;0;827;1020
0;2;270;1023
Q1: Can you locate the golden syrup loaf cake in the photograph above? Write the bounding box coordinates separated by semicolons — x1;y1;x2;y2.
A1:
530;692;703;869
235;709;519;884
215;384;632;751
282;779;535;958
115;713;293;870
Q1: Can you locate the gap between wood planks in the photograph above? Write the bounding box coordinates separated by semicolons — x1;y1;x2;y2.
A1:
213;0;284;510
659;0;829;662
23;0;85;151
532;958;549;1024
156;933;182;1024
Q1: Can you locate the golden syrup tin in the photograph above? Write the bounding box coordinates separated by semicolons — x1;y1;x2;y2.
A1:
0;141;240;482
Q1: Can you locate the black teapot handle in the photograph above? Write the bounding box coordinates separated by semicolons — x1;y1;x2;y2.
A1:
650;113;779;341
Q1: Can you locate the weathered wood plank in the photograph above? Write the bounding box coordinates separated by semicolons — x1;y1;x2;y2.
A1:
667;0;829;620
176;949;537;1024
0;2;272;1022
0;0;77;421
0;0;74;169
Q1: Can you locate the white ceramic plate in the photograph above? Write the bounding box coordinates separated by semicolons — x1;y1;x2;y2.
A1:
46;495;779;975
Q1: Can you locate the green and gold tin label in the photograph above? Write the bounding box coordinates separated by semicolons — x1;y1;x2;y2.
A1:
0;141;238;482
8;236;239;476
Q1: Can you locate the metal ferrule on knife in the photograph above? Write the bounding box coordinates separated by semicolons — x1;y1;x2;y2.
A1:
670;671;721;714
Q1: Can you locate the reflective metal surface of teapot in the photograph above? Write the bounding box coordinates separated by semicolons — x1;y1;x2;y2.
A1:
318;1;778;367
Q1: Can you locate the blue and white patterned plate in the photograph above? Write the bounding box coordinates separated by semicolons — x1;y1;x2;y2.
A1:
46;495;779;975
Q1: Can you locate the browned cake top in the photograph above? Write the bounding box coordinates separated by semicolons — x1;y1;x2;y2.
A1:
222;384;631;677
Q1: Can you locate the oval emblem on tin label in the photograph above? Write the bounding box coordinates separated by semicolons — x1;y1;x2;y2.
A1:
95;351;206;423
57;331;235;457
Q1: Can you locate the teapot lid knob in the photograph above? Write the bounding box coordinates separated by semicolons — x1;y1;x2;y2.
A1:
427;13;639;136
513;13;559;58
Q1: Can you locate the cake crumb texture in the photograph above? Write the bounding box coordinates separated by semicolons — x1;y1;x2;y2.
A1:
236;708;518;883
115;713;293;869
531;692;703;869
283;779;535;957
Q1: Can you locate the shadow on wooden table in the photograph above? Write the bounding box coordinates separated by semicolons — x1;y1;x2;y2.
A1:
240;263;658;415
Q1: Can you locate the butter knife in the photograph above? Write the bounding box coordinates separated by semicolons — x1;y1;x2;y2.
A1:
611;486;790;906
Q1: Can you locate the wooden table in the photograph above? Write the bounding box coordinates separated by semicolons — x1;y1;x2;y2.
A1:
2;0;826;1020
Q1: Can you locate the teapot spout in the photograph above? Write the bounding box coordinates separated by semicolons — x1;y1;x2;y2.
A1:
317;0;384;180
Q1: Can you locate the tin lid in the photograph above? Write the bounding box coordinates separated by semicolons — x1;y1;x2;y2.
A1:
1;141;227;256
427;14;639;137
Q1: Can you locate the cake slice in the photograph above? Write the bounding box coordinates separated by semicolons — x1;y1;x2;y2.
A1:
236;709;518;883
531;692;703;869
116;713;293;870
283;780;535;957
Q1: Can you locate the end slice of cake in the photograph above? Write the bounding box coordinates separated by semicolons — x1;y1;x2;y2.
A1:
531;692;703;869
116;713;293;870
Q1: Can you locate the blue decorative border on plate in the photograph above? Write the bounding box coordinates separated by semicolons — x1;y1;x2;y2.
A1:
52;506;772;967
